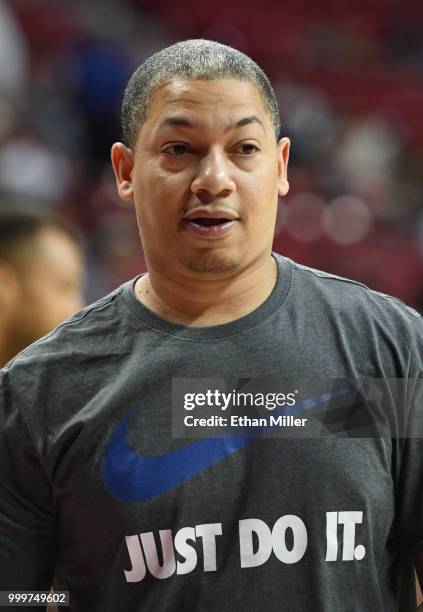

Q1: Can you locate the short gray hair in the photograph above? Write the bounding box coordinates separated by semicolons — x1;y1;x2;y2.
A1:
122;39;281;149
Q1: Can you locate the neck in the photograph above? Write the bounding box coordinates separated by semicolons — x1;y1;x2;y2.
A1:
134;253;278;326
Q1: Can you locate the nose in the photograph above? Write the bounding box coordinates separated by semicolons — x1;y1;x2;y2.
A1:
191;149;236;203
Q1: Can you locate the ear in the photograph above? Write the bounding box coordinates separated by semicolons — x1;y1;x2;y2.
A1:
111;143;135;201
277;137;290;197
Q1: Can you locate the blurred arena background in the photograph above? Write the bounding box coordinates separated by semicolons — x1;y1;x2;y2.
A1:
1;0;423;309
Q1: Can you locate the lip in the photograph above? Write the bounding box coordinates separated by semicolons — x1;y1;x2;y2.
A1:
183;208;239;221
182;218;237;239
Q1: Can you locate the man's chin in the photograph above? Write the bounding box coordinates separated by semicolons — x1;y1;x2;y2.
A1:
182;252;245;274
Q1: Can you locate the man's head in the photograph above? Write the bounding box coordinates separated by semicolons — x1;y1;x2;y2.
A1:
112;39;289;278
0;210;85;366
121;39;281;150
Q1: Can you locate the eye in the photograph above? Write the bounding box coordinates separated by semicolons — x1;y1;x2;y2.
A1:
162;143;190;156
234;142;260;155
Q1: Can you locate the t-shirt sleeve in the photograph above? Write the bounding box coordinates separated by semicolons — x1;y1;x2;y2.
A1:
393;324;423;554
0;367;58;593
394;440;423;554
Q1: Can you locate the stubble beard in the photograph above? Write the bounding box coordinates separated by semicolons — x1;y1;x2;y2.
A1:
182;251;245;274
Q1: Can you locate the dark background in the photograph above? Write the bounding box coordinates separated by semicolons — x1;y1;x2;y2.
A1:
1;0;423;308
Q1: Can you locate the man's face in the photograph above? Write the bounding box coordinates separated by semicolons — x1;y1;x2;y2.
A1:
112;79;289;277
13;228;85;345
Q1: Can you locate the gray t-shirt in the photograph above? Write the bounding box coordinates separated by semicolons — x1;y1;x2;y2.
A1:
1;252;423;611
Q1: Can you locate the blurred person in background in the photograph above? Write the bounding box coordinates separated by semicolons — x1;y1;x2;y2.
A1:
0;209;85;367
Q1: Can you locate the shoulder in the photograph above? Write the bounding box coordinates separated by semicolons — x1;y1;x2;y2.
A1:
0;280;143;453
3;281;132;386
278;256;423;376
287;257;423;332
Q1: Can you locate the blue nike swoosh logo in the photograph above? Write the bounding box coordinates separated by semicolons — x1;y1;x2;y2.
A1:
103;388;351;502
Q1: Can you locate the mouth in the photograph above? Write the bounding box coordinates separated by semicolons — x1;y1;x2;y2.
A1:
185;217;231;227
182;217;238;238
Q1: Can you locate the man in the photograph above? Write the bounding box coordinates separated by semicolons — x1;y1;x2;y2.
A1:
0;210;85;367
0;39;422;611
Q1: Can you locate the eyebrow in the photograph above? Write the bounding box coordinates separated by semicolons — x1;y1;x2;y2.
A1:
158;115;266;132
